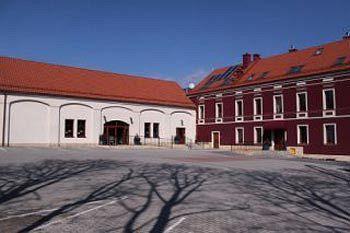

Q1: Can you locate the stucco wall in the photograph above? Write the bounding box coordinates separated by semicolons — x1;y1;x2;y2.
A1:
1;93;196;146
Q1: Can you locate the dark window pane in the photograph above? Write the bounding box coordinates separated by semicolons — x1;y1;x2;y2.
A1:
299;126;308;144
77;120;86;138
65;119;74;138
326;125;335;144
298;93;307;111
256;128;262;143
216;103;223;118
237;101;243;116
199;106;204;119
153;123;159;138
237;129;243;144
144;123;151;138
255;99;262;115
275;96;283;114
325;90;334;110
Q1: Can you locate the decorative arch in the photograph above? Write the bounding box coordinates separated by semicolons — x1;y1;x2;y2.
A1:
102;105;134;112
59;103;93;109
140;108;165;114
170;110;192;116
10;99;50;107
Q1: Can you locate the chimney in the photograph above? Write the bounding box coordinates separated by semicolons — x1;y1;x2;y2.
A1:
343;31;350;40
253;53;261;62
242;53;252;69
289;45;298;53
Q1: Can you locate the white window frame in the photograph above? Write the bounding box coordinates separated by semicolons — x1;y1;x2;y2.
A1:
215;102;223;123
323;123;337;145
254;126;263;144
253;97;263;121
235;127;244;144
235;99;244;122
273;94;284;119
323;88;336;116
297;124;309;145
296;92;308;118
198;104;205;124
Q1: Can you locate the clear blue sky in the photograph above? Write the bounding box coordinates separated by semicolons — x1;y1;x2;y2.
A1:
1;0;350;87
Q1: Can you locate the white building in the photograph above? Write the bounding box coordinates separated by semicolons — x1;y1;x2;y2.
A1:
0;56;196;147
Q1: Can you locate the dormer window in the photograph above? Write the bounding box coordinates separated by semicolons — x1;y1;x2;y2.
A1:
314;48;324;56
288;65;303;74
334;56;346;66
259;71;269;78
247;74;254;81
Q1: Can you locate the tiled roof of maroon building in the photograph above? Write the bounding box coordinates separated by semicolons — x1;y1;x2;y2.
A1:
189;37;350;95
0;56;194;109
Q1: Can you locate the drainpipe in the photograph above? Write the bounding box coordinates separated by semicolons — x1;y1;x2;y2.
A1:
2;93;7;147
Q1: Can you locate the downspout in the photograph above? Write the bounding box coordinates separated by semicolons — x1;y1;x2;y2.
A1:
2;93;7;147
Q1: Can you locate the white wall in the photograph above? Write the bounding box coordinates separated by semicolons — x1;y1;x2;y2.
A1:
9;100;50;145
2;93;196;146
0;94;4;145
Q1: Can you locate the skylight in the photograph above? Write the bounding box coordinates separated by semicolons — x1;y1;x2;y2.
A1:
288;65;304;74
247;74;255;81
334;56;346;66
314;48;324;56
259;71;269;78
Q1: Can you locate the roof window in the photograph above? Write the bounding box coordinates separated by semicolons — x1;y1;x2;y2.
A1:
334;56;346;66
288;65;304;74
314;48;324;56
259;71;269;78
247;74;255;81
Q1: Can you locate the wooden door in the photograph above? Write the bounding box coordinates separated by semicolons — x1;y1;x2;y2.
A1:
213;132;219;148
176;128;186;144
274;129;286;150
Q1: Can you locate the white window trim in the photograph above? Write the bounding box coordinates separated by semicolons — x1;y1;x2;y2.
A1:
253;97;263;121
235;99;244;122
254;126;263;144
273;94;284;119
322;88;336;116
215;102;223;123
235;127;244;144
323;123;337;145
211;131;220;148
198;104;205;124
296;92;308;118
297;124;309;145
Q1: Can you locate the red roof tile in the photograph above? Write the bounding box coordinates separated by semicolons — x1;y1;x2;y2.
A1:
0;57;194;109
189;38;350;95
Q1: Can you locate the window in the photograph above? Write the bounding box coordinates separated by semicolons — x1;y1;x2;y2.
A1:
323;89;335;110
254;97;263;116
153;123;159;138
297;125;309;144
273;95;283;118
235;127;244;144
144;123;151;138
254;127;263;144
288;65;303;74
77;120;86;138
296;92;308;118
198;105;205;120
314;48;324;56
334;56;346;66
247;74;254;81
259;71;269;79
235;99;243;122
324;124;337;145
65;119;74;138
215;102;223;119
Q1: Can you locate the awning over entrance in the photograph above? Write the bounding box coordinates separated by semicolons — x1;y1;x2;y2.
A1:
264;121;286;130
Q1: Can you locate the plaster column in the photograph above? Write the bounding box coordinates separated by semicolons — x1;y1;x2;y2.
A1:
48;105;60;147
93;108;102;145
0;94;4;146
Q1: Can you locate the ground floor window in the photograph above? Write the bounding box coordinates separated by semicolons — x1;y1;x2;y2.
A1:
144;123;151;138
324;123;337;145
297;125;308;144
254;127;263;144
77;120;86;138
235;127;244;144
153;123;159;138
65;119;74;138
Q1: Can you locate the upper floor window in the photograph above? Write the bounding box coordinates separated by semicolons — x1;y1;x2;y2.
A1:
323;89;336;116
296;92;308;118
77;120;86;138
215;102;223;119
253;97;263;120
65;119;74;138
324;123;337;145
198;105;205;120
273;95;283;119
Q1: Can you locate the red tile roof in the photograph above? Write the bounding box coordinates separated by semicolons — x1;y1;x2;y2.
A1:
0;56;194;109
189;38;350;95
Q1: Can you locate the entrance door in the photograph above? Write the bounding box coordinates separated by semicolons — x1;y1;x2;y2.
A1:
176;128;186;144
212;132;220;149
274;129;286;150
103;121;129;145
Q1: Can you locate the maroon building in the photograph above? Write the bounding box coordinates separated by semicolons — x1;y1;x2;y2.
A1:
187;35;350;155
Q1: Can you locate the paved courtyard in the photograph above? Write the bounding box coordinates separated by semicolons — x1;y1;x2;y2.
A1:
0;147;349;233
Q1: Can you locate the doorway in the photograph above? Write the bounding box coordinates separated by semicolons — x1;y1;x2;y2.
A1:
103;121;129;145
212;131;220;149
264;129;286;151
176;128;186;144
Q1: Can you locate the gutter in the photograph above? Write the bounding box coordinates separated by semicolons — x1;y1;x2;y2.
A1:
2;93;7;147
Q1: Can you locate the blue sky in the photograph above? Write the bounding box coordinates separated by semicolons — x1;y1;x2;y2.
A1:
1;0;350;87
